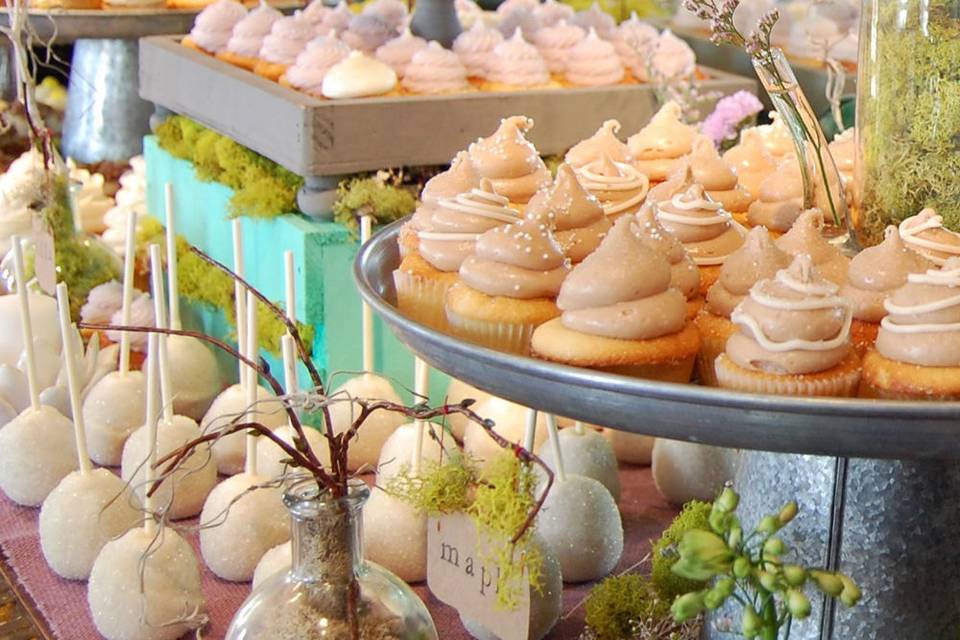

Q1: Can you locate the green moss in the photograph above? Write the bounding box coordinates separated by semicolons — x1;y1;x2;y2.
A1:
559;0;669;20
585;574;671;640
651;501;712;601
331;176;417;239
384;456;473;515
156;115;303;219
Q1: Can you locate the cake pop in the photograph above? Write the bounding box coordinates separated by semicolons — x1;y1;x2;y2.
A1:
603;429;655;465
536;414;622;583
252;540;291;589
463;396;548;473
536;422;620;500
88;337;206;640
443;377;493;439
0;287;60;367
0;363;29;411
0;238;76;506
377;421;452;480
82;210;147;466
199;290;289;582
651;439;739;505
39;283;140;580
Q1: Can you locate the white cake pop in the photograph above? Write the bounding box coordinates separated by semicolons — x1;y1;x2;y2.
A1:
537;424;621;501
444;378;493;439
0;395;15;428
0;362;29;411
87;527;206;640
0;291;59;366
463;396;548;473
603;428;655;465
377;421;454;481
362;486;427;582
651;439;739;505
328;373;405;472
252;540;291;590
21;337;59;390
203;384;288;474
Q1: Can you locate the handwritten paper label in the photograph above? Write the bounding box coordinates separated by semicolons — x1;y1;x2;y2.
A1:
31;217;56;295
427;514;530;640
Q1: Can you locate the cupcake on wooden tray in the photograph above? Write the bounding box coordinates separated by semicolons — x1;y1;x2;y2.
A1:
363;0;408;32
564;119;632;170
563;28;625;87
279;31;351;96
612;13;659;83
654;183;746;295
722;128;777;198
628;101;697;183
301;0;329;27
375;28;428;79
468;115;552;206
342;13;398;54
649;29;696;82
401;42;472;95
696;226;791;386
862;257;960;400
746;154;805;233
898;208;960;266
394;179;518;330
321;51;399;99
453;22;504;85
532;216;700;382
217;1;282;70
574;153;649;221
572;1;616;40
446;216;569;354
685;134;754;215
482;31;559;92
525;163;611;263
253;13;315;81
715;254;861;397
183;0;248;55
839;226;933;356
634;205;701;320
775;209;850;284
533;0;575;27
320;0;353;35
532;20;585;82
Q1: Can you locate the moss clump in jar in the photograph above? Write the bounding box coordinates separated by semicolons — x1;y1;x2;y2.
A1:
857;0;960;245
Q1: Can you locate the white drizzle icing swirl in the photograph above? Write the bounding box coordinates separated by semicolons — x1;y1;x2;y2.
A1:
898;209;960;265
575;158;649;216
417;187;517;241
880;264;960;334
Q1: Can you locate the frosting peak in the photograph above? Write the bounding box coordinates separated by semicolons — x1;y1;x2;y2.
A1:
376;28;429;78
746;154;805;232
453;22;504;77
225;2;281;57
575;153;649;218
525;164;610;262
190;0;247;53
687;134;737;190
775;209;850;284
468;116;551;204
706;226;792;318
634;205;700;299
565;119;631;168
565;27;625;86
421;151;480;209
402;41;469;94
486;30;551;88
722;128;777;195
572;2;617;40
532;19;585;73
898;208;960;266
655;183;744;266
627;101;695;161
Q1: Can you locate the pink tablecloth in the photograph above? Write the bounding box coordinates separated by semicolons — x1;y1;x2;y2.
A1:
0;466;676;640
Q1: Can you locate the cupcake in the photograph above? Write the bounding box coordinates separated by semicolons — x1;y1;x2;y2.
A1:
564;28;625;87
468;116;552;205
746;154;805;232
453;22;504;81
722;128;777;196
534;0;575;27
320;1;354;35
775;209;850;284
715;254;861;396
628;101;697;182
863;258;960;399
322;52;399;99
525;163;611;263
685;135;754;214
572;2;616;40
898;208;960;266
496;0;537;15
394;180;519;330
254;14;315;81
483;31;556;92
183;0;248;55
69;166;113;235
633;205;701;320
363;0;409;32
696;226;791;385
575;154;648;220
613;12;659;81
564;119;632;169
446;216;569;354
643;162;694;209
280;32;351;97
840;226;933;356
531;216;700;382
301;0;329;27
498;7;542;40
343;13;398;54
402;42;471;94
532;20;585;77
753;112;795;159
654;183;746;295
375;28;428;78
217;1;282;70
649;29;696;82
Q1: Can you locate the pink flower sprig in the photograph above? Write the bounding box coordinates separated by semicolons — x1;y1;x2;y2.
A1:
701;90;764;147
682;0;780;65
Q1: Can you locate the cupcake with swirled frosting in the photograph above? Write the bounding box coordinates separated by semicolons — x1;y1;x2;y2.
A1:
279;32;351;97
685;135;754;215
301;0;329;27
184;0;247;55
343;13;398;54
254;13;315;80
722;128;777;197
564;27;624;86
715;254;861;396
68;165;113;235
564;119;632;169
649;29;695;82
402;42;471;94
628;101;697;182
453;22;504;81
483;31;555;91
322;51;399;98
613;12;659;82
575;154;649;221
498;7;542;41
320;0;354;35
101;157;146;258
534;0;575;27
695;226;791;386
634;204;701;319
446;216;569;354
532;215;700;382
363;0;408;32
532;19;585;76
775;209;850;284
376;28;428;78
217;1;282;70
746;155;805;233
897;208;960;267
572;2;616;40
753;112;794;159
468;115;552;205
863;257;960;399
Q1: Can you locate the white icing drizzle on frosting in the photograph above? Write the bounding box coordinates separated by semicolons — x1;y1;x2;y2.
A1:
898;208;960;265
417;187;517;241
656;189;727;227
880;264;960;334
575;158;648;216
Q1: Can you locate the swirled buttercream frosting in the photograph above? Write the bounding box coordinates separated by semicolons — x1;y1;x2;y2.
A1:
420;151;480;210
613;12;658;80
572;2;616;40
190;0;247;53
225;1;281;58
285;33;350;96
454;22;504;77
259;14;314;64
628;101;696;180
634;205;700;300
525;163;610;262
485;31;551;88
575;153;649;218
376;28;428;78
534;0;575;27
565;27;624;86
775;209;850;284
754;112;794;158
322;51;398;98
727;254;853;374
364;0;408;31
532;19;585;74
343;13;397;54
706;226;791;318
650;29;695;81
403;41;470;94
564;119;632;169
722;128;777;196
898;208;960;267
655;184;745;266
468;115;551;204
320;1;354;34
687;135;738;191
746;154;804;231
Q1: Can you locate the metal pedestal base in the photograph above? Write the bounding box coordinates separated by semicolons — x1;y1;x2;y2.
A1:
62;38;152;162
707;452;960;639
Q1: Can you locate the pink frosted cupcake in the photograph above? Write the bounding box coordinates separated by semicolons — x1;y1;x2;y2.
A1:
376;27;428;78
534;0;574;27
564;27;624;86
400;151;480;257
613;12;658;81
453;22;504;81
301;0;329;27
532;20;585;77
402;41;471;94
483;31;555;91
343;13;398;54
498;7;542;40
217;1;281;70
468;115;552;205
320;1;354;35
363;0;409;32
575;153;649;220
254;14;315;81
280;31;351;97
649;29;696;81
184;0;247;55
572;2;616;40
685;134;754;214
628;101;697;182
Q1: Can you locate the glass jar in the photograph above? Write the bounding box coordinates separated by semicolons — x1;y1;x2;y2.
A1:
226;480;438;640
856;0;960;245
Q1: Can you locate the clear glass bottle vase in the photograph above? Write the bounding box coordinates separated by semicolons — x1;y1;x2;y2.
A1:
226;479;438;640
752;48;858;253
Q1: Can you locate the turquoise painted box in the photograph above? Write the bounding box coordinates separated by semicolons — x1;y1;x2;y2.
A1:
143;135;446;402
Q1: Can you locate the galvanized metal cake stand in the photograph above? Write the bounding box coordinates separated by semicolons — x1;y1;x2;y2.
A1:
356;221;960;640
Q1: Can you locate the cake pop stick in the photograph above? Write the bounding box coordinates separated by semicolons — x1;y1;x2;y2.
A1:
149;245;174;423
142;331;160;537
164;184;182;332
574;420;586;436
411;357;428;475
545;414;567;483
12;237;40;411
245;290;259;476
524;408;538;453
232;220;247;390
118;209;137;376
361;215;374;373
56;283;91;476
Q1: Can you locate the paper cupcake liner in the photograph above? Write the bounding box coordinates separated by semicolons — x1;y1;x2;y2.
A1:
597;357;696;383
446;307;536;355
393;269;452;333
715;353;861;397
851;319;880;358
695;312;737;387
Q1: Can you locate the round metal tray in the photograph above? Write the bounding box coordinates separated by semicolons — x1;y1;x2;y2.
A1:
355;221;960;461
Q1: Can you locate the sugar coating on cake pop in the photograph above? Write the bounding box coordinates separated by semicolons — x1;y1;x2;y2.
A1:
0;395;15;428
39;384;71;418
25;338;60;390
87;527;206;640
144;334;220;420
0;405;77;506
252;540;291;590
39;468;140;580
362;486;427;582
0;293;60;367
536;427;621;501
603;428;654;465
83;370;146;466
327;374;405;472
538;475;623;582
652;439;738;505
256;424;329;481
199;472;290;582
121;415;217;520
0;363;29;412
463;396;548;473
202;383;288;475
443;378;493;440
377;422;455;481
